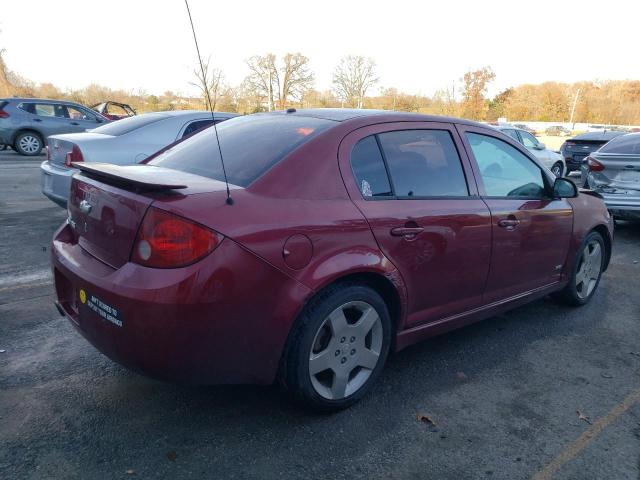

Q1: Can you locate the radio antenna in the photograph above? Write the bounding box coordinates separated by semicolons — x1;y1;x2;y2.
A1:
184;0;233;205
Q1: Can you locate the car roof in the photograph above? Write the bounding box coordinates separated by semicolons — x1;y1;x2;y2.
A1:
571;131;626;141
1;97;89;106
261;108;487;128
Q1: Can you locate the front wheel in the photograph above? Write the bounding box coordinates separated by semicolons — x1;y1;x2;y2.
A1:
553;231;605;306
14;132;43;156
281;283;391;411
551;162;564;177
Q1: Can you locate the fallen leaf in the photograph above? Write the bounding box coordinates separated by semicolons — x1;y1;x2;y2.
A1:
125;469;135;475
577;410;592;425
417;413;438;431
630;352;640;357
166;451;178;462
456;371;467;380
0;350;5;353
601;372;613;379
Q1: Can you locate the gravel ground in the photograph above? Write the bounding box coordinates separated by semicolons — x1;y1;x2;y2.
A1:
1;151;639;480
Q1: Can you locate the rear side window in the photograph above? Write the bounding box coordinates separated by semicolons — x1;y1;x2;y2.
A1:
598;134;640;154
150;114;334;187
466;133;546;198
92;113;170;136
182;119;214;139
503;129;519;141
350;136;392;197
378;130;469;197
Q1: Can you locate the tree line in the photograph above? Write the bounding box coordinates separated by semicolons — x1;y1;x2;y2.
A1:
2;49;640;125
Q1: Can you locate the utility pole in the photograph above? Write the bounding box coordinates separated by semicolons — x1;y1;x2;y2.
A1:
569;88;581;128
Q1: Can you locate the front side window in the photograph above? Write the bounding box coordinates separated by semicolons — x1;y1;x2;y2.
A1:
378;130;469;197
350;136;392;198
519;131;539;148
466;133;547;198
66;105;96;121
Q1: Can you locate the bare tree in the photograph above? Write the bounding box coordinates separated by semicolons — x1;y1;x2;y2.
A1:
245;53;314;111
190;56;224;111
332;56;378;109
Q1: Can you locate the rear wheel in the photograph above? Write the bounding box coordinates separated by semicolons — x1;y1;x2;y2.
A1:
14;132;43;156
551;162;564;177
553;231;605;306
281;283;391;411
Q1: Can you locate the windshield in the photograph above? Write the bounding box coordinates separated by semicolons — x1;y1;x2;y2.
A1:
91;113;170;136
149;114;334;187
598;133;640;154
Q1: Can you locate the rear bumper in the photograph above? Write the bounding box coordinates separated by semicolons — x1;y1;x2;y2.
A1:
564;154;587;171
41;161;74;207
602;196;640;220
51;222;311;385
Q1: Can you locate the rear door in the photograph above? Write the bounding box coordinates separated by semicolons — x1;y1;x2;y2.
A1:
458;125;573;302
20;102;70;138
339;122;492;327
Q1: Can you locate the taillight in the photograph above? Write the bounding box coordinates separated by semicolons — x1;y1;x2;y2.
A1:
0;109;9;119
131;207;222;268
64;144;84;167
587;156;604;172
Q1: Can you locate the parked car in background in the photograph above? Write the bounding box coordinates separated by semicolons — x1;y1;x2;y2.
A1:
581;133;640;221
560;131;626;173
91;101;136;120
495;126;566;176
41;110;237;206
0;98;109;156
545;126;572;137
52;109;612;410
513;124;537;135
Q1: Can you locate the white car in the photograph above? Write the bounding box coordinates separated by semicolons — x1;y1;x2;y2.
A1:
496;126;567;177
40;110;236;207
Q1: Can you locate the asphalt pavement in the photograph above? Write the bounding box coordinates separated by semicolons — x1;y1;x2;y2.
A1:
1;150;639;479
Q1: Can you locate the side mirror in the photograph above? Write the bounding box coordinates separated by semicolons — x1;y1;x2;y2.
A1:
95;117;104;123
553;177;577;198
535;142;546;150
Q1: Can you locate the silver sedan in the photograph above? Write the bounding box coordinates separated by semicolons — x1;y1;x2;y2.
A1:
41;110;236;207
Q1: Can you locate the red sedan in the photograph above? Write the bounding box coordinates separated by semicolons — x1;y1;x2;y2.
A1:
52;109;613;410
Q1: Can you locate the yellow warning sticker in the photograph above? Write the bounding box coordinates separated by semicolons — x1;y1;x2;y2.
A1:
79;289;87;304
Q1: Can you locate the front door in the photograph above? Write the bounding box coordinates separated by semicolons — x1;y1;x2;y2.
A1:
458;126;573;303
339;122;492;327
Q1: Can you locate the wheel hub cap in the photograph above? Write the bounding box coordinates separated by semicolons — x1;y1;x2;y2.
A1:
308;300;383;400
575;240;602;299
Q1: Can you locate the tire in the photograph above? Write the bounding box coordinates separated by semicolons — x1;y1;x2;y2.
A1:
551;162;564;177
14;132;43;156
280;282;392;411
553;231;605;306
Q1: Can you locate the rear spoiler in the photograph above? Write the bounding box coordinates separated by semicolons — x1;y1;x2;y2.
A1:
73;163;188;191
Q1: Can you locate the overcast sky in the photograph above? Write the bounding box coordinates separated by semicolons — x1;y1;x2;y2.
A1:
2;0;638;98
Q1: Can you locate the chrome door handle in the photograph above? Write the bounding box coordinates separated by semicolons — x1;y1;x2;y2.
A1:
390;226;424;237
498;218;520;229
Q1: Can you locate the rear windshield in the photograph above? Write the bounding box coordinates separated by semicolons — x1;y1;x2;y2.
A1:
598;134;640;154
91;113;169;136
149;114;334;187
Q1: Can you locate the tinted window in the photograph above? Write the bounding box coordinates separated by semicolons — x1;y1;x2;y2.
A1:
598;133;640;154
519;131;538;148
466;133;546;198
92;113;170;136
150;114;334;187
182;119;214;139
377;130;468;197
350;136;392;198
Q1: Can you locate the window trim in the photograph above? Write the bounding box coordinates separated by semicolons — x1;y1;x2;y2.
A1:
460;127;555;200
349;127;474;201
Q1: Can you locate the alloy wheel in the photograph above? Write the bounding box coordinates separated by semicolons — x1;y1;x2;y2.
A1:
551;163;563;177
575;239;602;299
308;301;383;400
18;135;41;154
